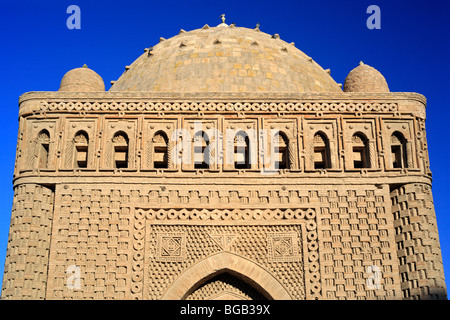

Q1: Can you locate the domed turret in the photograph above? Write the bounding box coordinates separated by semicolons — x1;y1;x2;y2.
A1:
59;65;105;92
343;62;389;93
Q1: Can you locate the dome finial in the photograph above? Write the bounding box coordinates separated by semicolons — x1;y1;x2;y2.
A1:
359;61;364;66
218;14;228;27
82;64;88;68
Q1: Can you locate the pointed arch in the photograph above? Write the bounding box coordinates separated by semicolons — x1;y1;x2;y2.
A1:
313;131;331;169
36;129;50;169
153;131;169;169
73;130;89;168
161;252;292;300
186;272;268;300
272;131;290;170
234;131;250;169
352;132;370;169
391;131;407;169
112;131;129;169
194;131;210;169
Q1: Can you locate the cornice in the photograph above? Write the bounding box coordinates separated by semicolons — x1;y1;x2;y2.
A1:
16;92;428;119
18;91;427;106
12;173;432;189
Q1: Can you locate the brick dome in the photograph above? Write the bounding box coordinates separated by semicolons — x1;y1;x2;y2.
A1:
109;24;342;93
59;65;105;92
343;62;389;93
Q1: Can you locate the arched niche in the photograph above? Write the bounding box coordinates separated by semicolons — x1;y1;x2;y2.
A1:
161;252;292;300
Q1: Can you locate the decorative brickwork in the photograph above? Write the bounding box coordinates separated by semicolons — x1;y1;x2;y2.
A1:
40;100;398;114
2;22;446;300
317;187;400;299
1;184;54;299
391;183;447;299
45;187;131;299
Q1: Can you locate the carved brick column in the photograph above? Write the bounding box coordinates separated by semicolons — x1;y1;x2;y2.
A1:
1;184;54;299
391;183;447;299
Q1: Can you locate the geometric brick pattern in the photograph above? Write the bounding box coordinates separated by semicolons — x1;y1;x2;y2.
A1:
155;232;187;262
391;183;447;300
267;232;300;262
317;187;401;300
45;188;131;299
2;181;446;300
142;215;307;300
1;184;54;299
3;23;445;300
39;99;399;114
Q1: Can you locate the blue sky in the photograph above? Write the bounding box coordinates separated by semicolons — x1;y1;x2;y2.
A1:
0;0;449;296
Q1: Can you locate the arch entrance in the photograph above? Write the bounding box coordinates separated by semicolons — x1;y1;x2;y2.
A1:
185;271;267;300
161;252;292;300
